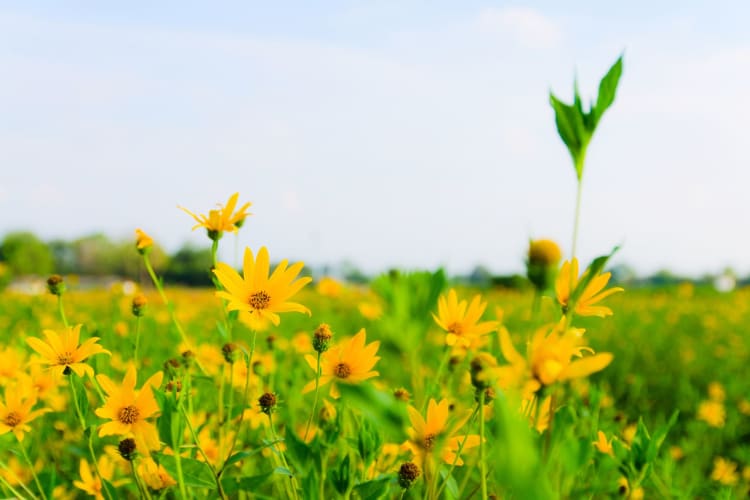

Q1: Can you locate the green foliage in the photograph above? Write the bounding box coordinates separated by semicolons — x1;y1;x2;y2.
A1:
550;55;623;180
164;244;213;286
0;231;54;275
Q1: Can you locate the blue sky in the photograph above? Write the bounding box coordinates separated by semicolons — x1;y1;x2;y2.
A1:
2;2;749;276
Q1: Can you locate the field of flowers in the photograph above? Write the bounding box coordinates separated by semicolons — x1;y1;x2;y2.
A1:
2;56;749;500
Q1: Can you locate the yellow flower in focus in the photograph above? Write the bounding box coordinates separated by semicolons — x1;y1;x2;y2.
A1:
404;399;480;467
593;431;614;456
95;366;164;454
556;258;623;317
134;228;153;251
302;329;380;395
26;325;111;378
213;247;312;326
0;386;50;441
697;400;725;428
138;457;177;490
432;289;498;348
711;457;739;485
316;277;343;297
179;192;252;236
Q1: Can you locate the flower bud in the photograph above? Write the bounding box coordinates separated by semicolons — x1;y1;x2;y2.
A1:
527;239;562;291
118;438;137;461
258;392;277;415
135;229;154;255
131;293;147;317
46;274;66;296
398;462;421;489
222;343;238;364
313;324;333;353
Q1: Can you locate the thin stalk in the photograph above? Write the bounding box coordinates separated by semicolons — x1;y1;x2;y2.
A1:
435;404;480;497
0;459;35;499
57;295;69;328
268;412;299;500
218;363;226;460
479;391;487;500
134;316;142;369
421;348;451;412
211;239;219;271
130;459;152;500
219;331;256;475
571;179;583;259
303;352;322;442
0;473;28;500
319;450;328;500
179;405;227;499
225;364;235;454
17;438;47;500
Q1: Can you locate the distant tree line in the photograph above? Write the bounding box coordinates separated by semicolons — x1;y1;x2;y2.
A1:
0;231;214;286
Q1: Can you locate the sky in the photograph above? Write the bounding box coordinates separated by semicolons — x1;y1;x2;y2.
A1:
2;1;749;277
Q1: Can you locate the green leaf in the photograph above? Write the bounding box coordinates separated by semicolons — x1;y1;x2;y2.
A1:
224;440;283;468
594;56;624;125
221;468;290;495
284;428;314;472
157;454;216;490
438;468;459;499
70;373;90;427
354;475;393;500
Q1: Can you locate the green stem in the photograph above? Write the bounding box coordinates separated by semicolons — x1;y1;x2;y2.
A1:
142;254;206;374
179;405;227;499
0;473;28;500
303;352;322;442
225;363;235;452
134;316;142;369
218;363;226;460
17;437;47;500
435;404;480;497
0;456;35;499
57;294;69;328
219;330;256;475
571;178;583;259
269;412;299;500
421;348;451;412
479;391;487;500
319;450;328;500
131;459;152;500
211;239;219;270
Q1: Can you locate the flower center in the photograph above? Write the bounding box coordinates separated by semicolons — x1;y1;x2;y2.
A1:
422;433;436;451
57;352;74;365
118;405;140;424
4;412;21;428
447;322;463;336
334;362;352;379
249;291;271;310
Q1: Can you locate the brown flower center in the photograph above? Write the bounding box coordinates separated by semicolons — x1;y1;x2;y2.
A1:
334;362;352;379
57;352;74;365
118;405;140;424
447;322;463;336
4;412;21;427
249;291;271;310
422;433;436;451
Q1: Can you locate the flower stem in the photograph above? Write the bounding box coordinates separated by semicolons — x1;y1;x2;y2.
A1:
303;352;322;442
421;348;451;412
479;390;488;500
435;404;480;497
57;294;69;328
0;458;36;499
131;459;152;500
268;412;299;500
17;437;47;500
179;405;227;499
134;316;142;369
142;254;206;374
571;178;583;259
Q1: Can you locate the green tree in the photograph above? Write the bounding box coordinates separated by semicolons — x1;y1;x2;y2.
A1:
0;231;54;275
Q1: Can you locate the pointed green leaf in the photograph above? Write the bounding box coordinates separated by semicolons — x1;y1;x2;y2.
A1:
594;56;624;125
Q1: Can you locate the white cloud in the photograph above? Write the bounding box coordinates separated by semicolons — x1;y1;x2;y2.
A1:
476;6;564;49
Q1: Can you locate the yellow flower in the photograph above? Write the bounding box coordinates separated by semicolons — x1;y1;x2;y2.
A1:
697;400;726;428
302;329;380;394
432;289;498;348
73;456;124;500
138;457;177;490
316;277;343;297
498;321;613;389
134;228;153;251
179;192;252;235
95;366;164;454
0;386;50;441
593;431;614;456
711;457;739;485
707;381;725;402
213;246;312;326
528;239;562;266
404;399;480;467
556;258;623;317
0;347;25;385
617;477;644;499
358;301;383;320
26;325;111;378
